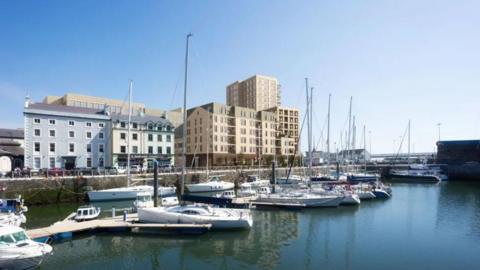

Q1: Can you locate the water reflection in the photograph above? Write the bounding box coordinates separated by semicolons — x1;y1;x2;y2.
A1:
41;210;299;270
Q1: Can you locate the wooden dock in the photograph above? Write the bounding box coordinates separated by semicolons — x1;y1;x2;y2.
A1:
27;213;212;242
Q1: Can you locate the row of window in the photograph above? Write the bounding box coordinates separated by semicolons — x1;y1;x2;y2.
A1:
33;142;104;154
33;118;105;128
119;146;171;154
32;156;104;169
120;133;171;142
118;121;173;131
34;129;104;139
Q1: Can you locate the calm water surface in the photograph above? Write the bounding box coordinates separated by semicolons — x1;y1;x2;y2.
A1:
26;182;480;270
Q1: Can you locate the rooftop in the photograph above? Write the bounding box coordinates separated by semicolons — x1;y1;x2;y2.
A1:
0;128;24;139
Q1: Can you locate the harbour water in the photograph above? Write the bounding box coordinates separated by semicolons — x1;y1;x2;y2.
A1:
27;182;480;270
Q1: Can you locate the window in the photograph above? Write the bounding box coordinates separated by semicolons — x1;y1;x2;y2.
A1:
49;129;55;137
132;146;138;154
69;131;75;138
49;143;55;153
98;123;105;128
86;131;92;139
99;144;104;153
34;157;41;169
86;157;92;168
157;146;162;154
34;129;40;136
132;133;138;140
69;143;75;153
49;157;55;169
120;133;126;140
157;134;162;142
166;147;171;154
148;146;153;154
68;120;75;126
49;119;55;125
132;123;137;129
120;146;126;153
87;144;91;153
99;132;104;139
34;118;40;124
32;142;41;153
120;122;126;128
148;134;153;141
166;135;171;142
99;157;104;168
86;122;92;127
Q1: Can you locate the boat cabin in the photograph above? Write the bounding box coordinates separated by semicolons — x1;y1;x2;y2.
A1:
75;206;101;221
0;226;29;246
0;196;27;214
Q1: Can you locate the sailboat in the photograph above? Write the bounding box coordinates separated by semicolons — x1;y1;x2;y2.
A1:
252;78;344;208
87;81;177;202
138;34;253;229
388;120;443;183
347;124;379;182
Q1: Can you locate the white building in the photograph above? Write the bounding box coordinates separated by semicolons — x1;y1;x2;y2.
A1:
23;101;111;170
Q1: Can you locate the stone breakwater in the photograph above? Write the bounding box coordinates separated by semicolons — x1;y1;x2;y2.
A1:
0;167;321;205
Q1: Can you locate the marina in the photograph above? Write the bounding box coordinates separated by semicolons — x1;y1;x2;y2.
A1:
22;181;480;270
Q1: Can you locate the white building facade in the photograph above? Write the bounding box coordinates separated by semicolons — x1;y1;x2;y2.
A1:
23;102;111;170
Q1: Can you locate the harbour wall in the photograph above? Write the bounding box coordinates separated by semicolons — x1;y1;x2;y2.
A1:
0;167;322;205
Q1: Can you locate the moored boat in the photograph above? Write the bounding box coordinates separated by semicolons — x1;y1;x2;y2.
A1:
74;205;101;221
137;205;252;229
87;185;177;202
186;176;234;193
0;225;53;270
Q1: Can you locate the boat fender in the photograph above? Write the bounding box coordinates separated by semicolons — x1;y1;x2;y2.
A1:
123;210;127;221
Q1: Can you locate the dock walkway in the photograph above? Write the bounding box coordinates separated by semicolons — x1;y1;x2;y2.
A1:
27;213;212;242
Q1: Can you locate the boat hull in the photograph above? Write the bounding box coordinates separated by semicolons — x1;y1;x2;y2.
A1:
186;182;234;193
388;174;441;183
88;186;177;202
138;207;252;229
253;194;344;208
341;194;361;205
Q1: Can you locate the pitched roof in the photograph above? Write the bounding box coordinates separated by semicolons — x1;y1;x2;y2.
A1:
0;129;24;139
111;113;173;126
27;103;107;115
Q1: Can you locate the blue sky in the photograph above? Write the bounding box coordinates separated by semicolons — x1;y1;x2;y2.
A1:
1;0;479;153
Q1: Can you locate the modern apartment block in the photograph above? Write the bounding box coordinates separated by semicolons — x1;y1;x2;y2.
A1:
111;114;175;168
43;93;184;128
266;106;300;156
181;102;277;167
23;100;111;170
226;75;281;111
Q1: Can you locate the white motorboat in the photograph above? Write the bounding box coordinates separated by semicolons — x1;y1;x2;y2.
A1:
138;204;252;229
238;186;257;197
75;205;101;221
351;184;376;200
186;176;234;193
240;175;270;188
253;191;344;208
0;225;53;270
134;192;179;210
0;213;26;227
311;186;361;206
134;192;154;210
87;185;177;201
216;190;236;199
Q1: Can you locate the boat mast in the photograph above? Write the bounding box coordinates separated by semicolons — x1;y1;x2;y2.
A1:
408;119;411;166
347;96;352;171
327;93;331;165
310;87;313;176
206;106;209;179
363;124;366;173
305;78;311;177
181;33;193;195
126;80;133;187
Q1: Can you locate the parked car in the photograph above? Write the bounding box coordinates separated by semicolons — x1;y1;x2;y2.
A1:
130;165;143;174
47;168;63;177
